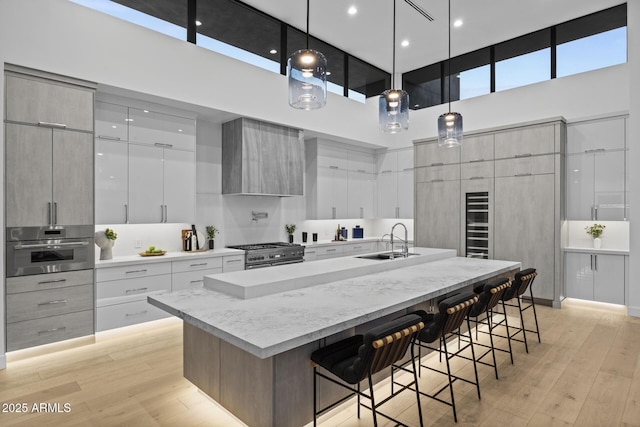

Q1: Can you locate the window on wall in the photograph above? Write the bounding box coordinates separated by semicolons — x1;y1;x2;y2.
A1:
403;3;627;110
556;4;627;78
495;29;551;92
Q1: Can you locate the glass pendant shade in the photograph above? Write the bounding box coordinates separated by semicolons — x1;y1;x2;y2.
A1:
288;49;327;110
437;112;463;147
379;89;409;133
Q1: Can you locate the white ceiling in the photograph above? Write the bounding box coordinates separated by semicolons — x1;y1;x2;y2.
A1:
240;0;626;74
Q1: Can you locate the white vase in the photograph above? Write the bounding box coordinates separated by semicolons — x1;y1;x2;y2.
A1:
593;237;602;249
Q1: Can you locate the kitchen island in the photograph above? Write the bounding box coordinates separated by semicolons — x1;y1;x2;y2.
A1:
149;248;520;427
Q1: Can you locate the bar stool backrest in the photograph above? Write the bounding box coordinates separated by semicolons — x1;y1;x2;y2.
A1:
420;291;478;343
353;314;424;383
469;278;511;317
504;268;537;300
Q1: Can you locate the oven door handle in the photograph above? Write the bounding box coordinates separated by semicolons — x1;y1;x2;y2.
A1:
14;241;90;250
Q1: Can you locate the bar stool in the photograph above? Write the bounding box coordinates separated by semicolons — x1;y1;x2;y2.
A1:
394;291;480;422
495;268;540;354
311;313;424;427
464;277;512;379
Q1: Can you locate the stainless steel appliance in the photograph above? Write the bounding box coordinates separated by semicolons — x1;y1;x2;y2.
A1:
465;192;489;259
227;242;304;269
6;225;95;277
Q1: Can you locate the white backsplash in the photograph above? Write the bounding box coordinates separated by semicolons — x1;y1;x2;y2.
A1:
564;220;629;250
95;223;195;258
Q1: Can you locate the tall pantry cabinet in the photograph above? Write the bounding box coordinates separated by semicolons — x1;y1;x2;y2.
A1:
414;118;566;307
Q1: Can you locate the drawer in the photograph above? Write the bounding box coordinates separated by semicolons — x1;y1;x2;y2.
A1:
96;300;170;332
7;284;93;323
415;164;460;183
494;154;556;177
173;268;222;291
304;248;318;262
222;255;245;272
461;161;494;180
316;245;344;258
172;256;222;273
7;309;94;352
96;261;171;282
6;269;93;294
343;242;377;254
96;274;171;302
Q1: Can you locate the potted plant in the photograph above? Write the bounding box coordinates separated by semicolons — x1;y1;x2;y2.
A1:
585;223;605;249
95;228;117;260
285;224;296;243
206;225;219;250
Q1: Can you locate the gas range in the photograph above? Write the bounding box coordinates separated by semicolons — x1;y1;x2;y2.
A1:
227;242;305;269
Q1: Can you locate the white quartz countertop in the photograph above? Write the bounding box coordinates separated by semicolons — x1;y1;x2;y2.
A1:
149;249;520;359
562;247;629;255
95;248;244;268
205;247;453;299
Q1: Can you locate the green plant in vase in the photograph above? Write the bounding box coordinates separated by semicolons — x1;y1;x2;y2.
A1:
206;225;219;250
285;224;296;243
585;223;605;249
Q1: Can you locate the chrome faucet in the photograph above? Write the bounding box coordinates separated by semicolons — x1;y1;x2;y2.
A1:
380;233;392;252
390;222;409;259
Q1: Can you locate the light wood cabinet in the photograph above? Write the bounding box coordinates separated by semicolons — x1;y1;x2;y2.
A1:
565;252;625;305
494;123;557;158
222;118;303;196
415;180;460;253
6;123;93;227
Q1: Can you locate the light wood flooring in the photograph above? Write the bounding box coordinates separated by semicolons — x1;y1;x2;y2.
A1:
1;298;640;426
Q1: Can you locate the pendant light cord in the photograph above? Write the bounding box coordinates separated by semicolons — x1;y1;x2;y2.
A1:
392;0;396;88
306;0;310;49
448;0;451;112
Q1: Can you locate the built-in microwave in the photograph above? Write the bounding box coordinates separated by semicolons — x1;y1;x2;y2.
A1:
6;226;95;277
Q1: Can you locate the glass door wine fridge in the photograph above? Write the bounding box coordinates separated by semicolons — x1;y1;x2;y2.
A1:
465;192;489;258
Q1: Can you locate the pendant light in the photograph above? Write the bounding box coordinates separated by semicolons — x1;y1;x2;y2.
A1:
379;0;409;133
287;0;327;110
437;0;463;147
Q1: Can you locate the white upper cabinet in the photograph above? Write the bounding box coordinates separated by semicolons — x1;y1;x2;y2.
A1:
128;107;196;151
95;139;128;224
566;116;626;154
163;149;195;223
95;101;128;141
376;148;413;219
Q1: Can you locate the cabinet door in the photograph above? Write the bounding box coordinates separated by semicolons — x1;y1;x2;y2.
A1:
594;151;625;221
415;141;460;166
128;108;195;151
95;102;128;141
53;130;94;226
348;171;374;218
415;180;460;252
494;174;555;300
164;149;195;223
377;151;398;173
461;134;494;163
494;124;556;158
593;254;625;304
5;74;94;132
566;153;595;220
348;150;375;173
95;139;129;224
567;117;625;154
397;168;414;219
128;144;164;223
5;124;52;227
259;121;289;195
377;171;398;218
564;252;594;300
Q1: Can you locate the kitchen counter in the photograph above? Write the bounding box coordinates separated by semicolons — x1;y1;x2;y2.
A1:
205;247;451;299
94;248;244;268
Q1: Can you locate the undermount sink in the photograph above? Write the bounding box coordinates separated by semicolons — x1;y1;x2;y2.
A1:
357;252;420;261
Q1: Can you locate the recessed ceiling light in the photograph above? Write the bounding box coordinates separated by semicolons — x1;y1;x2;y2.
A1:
195;20;202;26
143;110;149;113
178;129;183;132
401;39;409;47
348;6;357;15
453;19;463;27
270;49;277;54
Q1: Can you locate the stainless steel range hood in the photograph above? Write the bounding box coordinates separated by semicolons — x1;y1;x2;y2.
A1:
222;117;304;196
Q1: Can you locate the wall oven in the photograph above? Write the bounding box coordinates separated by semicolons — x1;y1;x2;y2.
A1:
6;225;95;277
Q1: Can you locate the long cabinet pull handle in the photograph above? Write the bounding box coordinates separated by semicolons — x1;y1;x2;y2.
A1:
591;254;594;270
53;202;57;225
97;135;121;140
164;205;168;223
585;148;606;153
48;202;52;225
160;205;164;223
38;121;66;129
381;170;393;174
190;279;204;284
594;206;598;220
125;269;148;274
469;176;484;180
38;278;67;285
431;179;444;182
15;241;89;249
125;310;148;317
154;142;173;148
190;263;208;267
332;207;336;219
226;259;241;263
469;159;485;163
594;254;598;271
124;204;128;223
403;167;414;171
38;299;68;306
326;249;337;252
360;207;364;218
515;173;532;177
514;153;532;158
38;326;66;334
357;169;366;173
430;162;444;166
125;287;148;293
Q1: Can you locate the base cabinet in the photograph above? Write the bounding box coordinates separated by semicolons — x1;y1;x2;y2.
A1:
565;252;625;305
